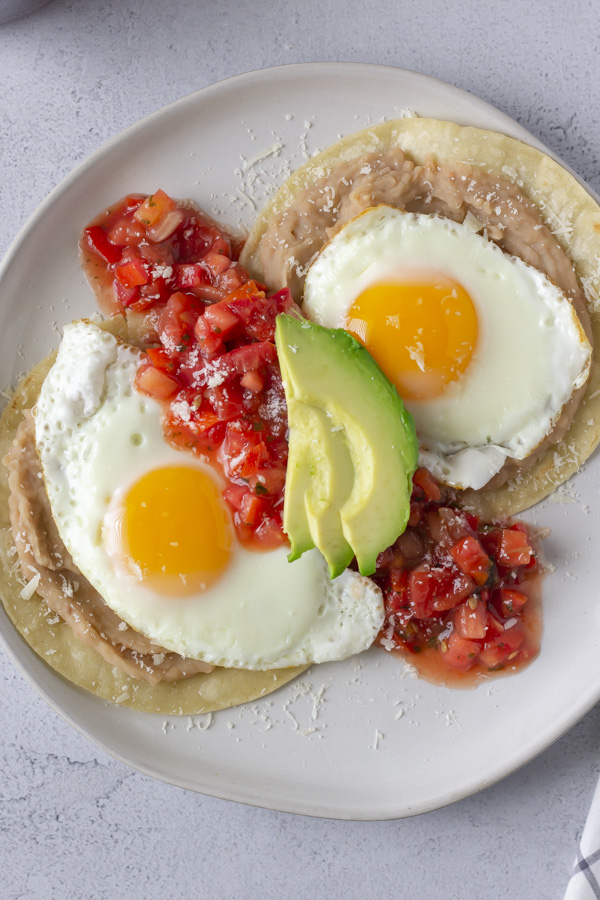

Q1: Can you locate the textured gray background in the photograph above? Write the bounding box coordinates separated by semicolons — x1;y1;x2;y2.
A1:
1;1;600;898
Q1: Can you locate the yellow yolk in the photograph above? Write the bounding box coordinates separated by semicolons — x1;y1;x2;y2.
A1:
346;275;478;400
113;465;233;596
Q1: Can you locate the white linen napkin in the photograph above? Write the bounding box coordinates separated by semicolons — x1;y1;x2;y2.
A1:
566;779;600;899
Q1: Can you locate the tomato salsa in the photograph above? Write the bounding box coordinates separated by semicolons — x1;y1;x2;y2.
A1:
81;190;296;550
374;468;543;685
81;189;543;683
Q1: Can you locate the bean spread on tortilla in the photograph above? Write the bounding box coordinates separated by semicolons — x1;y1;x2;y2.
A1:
241;117;600;518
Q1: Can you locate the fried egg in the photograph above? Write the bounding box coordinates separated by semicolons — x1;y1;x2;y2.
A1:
34;321;383;669
303;206;592;490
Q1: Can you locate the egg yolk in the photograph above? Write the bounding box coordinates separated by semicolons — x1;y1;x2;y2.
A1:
112;465;233;597
346;275;478;400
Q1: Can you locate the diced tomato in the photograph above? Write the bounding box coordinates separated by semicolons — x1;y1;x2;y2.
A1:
203;249;231;276
115;256;149;288
205;382;246;421
249;465;286;497
408;564;474;618
240;441;269;478
219;422;261;478
174;263;211;293
176;217;220;260
479;624;525;668
239;491;271;527
253;516;287;549
374;466;542;684
442;632;480;671
413;467;442;502
240;370;264;392
84;225;123;264
490;588;528;619
194;314;224;357
449;535;492;587
215;266;246;295
203;301;240;338
227;283;293;342
454;601;487;640
210;235;232;257
134;364;179;400
113;277;140;308
485;611;505;638
146;347;175;373
158;292;202;351
432;571;475;612
217;342;277;378
223;483;247;511
482;528;533;567
390;567;409;595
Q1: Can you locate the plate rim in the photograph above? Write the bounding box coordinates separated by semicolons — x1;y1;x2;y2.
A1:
1;61;599;820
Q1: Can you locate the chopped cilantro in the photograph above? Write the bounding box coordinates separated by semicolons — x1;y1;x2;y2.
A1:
254;483;269;496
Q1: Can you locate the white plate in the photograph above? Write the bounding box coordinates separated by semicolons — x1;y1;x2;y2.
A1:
1;63;599;820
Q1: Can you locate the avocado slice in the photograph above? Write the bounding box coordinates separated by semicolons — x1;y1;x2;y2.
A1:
276;314;418;577
302;405;355;578
280;364;355;576
283;397;317;562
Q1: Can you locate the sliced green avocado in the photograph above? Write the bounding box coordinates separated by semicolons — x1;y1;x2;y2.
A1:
275;313;418;577
302;405;355;578
280;378;355;576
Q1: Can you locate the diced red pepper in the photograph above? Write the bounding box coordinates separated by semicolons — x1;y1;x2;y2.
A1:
115;257;149;288
84;225;122;265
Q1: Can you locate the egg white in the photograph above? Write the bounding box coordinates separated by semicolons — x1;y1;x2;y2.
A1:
303;207;592;490
34;321;383;669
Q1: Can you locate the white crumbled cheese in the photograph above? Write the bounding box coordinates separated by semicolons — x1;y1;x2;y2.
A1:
20;573;41;601
241;141;283;172
152;653;165;666
170;398;192;423
117;621;128;631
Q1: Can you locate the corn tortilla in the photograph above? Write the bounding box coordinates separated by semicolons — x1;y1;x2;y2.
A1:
0;338;306;715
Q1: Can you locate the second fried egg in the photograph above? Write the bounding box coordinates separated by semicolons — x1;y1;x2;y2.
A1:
303;206;592;489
